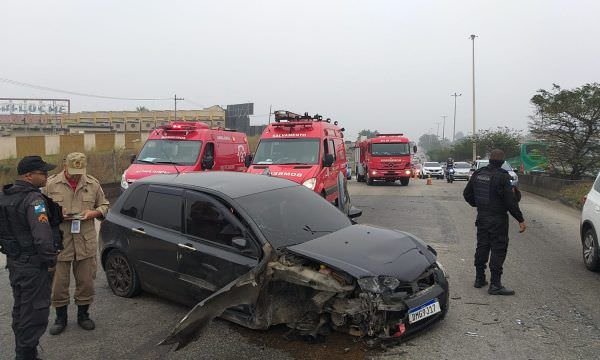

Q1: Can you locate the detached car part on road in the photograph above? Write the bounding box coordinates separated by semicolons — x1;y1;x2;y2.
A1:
99;172;449;350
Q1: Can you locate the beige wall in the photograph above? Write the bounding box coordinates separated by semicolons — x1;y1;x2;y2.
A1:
0;137;17;159
0;133;147;160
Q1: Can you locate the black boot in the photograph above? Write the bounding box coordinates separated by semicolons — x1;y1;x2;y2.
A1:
77;304;95;330
473;274;488;288
488;283;515;295
15;346;36;360
49;306;68;335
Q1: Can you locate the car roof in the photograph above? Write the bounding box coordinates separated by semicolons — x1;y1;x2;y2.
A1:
135;171;298;198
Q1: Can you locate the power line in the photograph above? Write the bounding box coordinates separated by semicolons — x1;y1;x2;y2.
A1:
0;77;171;101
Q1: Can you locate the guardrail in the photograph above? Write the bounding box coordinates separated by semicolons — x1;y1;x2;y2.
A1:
519;174;593;209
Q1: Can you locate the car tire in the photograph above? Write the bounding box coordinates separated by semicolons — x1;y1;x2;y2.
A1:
105;250;142;297
582;227;600;272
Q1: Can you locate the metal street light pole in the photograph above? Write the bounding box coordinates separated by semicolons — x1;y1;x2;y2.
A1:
441;115;447;143
470;34;478;161
435;122;441;139
451;92;462;143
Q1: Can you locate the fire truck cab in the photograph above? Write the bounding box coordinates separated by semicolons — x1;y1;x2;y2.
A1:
246;110;353;214
355;134;417;186
121;121;249;191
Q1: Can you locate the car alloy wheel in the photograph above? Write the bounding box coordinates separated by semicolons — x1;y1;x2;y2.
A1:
583;228;600;271
105;250;141;297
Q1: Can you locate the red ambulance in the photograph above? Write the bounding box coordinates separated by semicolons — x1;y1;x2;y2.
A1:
246;110;353;213
121;121;249;191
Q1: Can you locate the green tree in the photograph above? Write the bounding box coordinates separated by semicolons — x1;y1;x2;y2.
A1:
451;137;478;161
474;127;522;159
418;133;441;151
358;129;379;139
136;106;150;112
529;83;600;179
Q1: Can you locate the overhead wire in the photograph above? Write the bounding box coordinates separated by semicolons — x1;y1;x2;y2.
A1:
0;77;172;101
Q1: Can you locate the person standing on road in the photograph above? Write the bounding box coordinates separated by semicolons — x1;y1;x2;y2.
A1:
463;149;527;295
0;156;62;360
43;152;109;335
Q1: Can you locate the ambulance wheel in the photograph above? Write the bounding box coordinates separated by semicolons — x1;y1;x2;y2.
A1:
105;250;141;298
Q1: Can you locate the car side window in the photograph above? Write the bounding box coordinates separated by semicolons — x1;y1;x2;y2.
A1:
120;185;148;219
184;191;244;247
142;191;182;231
594;174;600;193
328;139;336;160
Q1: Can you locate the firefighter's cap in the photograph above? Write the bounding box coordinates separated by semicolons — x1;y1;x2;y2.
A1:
65;152;87;175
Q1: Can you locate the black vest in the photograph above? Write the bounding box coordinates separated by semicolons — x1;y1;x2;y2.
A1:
0;184;37;258
473;166;510;215
0;183;62;259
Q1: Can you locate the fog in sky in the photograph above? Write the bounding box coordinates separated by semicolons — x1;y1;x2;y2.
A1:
2;0;599;141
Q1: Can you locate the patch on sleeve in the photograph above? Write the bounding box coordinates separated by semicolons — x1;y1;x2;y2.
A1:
38;214;49;223
33;201;47;215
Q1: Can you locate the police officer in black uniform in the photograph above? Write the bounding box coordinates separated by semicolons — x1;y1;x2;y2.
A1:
463;149;526;296
0;156;63;360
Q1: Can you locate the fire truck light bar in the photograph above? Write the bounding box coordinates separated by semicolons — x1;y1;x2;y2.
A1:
274;110;333;124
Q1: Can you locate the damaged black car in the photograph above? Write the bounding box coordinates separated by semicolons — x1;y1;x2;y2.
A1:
99;172;449;350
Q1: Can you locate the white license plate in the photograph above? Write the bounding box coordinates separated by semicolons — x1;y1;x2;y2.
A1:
408;299;441;324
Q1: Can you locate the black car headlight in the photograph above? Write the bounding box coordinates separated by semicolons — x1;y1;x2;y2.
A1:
358;276;401;293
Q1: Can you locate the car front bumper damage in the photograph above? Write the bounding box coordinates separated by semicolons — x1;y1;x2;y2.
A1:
159;246;449;351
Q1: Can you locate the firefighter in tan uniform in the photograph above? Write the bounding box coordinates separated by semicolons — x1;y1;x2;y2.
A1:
43;152;109;335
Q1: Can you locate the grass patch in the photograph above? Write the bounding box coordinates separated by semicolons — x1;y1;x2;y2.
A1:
559;181;594;209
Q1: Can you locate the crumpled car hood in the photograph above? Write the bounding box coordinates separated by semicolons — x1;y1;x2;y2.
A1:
287;224;436;282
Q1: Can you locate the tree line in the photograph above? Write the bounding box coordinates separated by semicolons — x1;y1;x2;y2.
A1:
410;83;599;180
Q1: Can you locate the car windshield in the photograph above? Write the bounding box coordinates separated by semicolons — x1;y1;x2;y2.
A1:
424;162;440;167
477;160;513;171
455;162;471;168
136;140;201;166
236;186;352;249
371;143;410;156
253;139;320;165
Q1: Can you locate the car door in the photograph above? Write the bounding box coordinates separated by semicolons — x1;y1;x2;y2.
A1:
127;185;185;300
178;190;260;302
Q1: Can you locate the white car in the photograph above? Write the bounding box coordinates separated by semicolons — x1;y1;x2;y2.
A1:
469;160;519;187
421;162;444;179
581;171;600;271
451;162;472;180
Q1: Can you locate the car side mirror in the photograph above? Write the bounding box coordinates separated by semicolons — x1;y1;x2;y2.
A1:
348;206;362;219
232;237;247;249
201;157;214;170
322;154;334;167
232;237;258;257
130;154;136;164
244;154;253;168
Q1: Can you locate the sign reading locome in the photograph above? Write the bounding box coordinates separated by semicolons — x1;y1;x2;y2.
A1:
0;98;70;114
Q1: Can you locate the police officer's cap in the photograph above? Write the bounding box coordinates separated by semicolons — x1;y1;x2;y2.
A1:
17;156;57;175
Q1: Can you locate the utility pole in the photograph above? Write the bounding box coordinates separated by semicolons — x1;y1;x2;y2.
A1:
441;115;447;143
435;122;441;139
451;92;462;143
268;104;272;124
174;94;184;121
470;34;478;161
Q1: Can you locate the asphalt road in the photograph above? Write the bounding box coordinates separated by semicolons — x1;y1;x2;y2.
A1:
1;178;599;359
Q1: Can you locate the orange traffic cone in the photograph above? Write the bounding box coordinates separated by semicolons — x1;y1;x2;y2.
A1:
426;174;432;185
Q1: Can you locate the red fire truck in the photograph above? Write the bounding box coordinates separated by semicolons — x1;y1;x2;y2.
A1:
246;110;353;214
121;121;249;191
354;134;417;186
